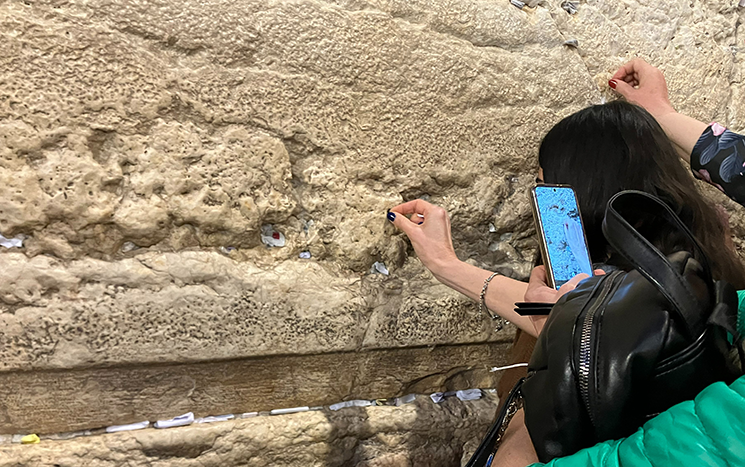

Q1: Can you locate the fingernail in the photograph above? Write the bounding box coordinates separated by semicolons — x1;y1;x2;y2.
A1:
387;211;396;222
608;79;617;89
418;221;424;225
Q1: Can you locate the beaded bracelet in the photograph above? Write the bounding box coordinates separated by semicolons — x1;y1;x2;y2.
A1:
479;272;508;332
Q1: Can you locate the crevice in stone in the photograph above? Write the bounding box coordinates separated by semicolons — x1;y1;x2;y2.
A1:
312;0;555;54
545;4;603;101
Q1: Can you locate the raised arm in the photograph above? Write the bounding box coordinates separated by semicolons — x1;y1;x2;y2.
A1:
609;59;707;161
387;199;537;336
611;58;745;204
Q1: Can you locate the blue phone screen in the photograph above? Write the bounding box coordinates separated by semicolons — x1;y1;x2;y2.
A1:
534;186;593;288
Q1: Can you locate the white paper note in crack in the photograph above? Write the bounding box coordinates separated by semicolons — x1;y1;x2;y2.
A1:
106;421;149;433
329;400;375;411
0;234;24;249
456;389;482;401
194;414;234;424
154;412;194;429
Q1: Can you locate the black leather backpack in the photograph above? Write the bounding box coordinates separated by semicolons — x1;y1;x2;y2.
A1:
467;190;743;465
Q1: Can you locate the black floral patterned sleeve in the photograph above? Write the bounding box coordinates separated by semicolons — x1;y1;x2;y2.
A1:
691;123;745;204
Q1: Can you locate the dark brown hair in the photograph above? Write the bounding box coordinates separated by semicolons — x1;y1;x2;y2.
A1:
539;101;745;288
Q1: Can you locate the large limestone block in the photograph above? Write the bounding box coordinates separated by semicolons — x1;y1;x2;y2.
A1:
0;251;510;371
3;0;741;373
0;342;509;434
0;394;498;467
0;0;594;266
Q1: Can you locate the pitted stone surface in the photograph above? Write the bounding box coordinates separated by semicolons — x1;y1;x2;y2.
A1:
2;0;745;445
0;252;509;371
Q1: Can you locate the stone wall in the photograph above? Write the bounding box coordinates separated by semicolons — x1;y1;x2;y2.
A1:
2;0;745;464
0;394;497;467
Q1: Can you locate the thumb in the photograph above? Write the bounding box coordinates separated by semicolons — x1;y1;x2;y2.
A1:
610;79;636;100
557;272;590;296
388;210;419;236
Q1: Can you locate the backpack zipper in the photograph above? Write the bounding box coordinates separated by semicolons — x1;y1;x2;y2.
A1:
578;270;623;427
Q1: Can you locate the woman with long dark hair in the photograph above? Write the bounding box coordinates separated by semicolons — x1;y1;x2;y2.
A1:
388;101;745;339
497;58;745;468
390;59;745;467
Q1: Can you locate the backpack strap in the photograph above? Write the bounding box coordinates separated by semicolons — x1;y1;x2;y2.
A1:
466;378;525;467
602;190;712;338
708;281;745;373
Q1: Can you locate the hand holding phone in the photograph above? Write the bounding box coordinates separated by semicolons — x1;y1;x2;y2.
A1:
530;185;594;289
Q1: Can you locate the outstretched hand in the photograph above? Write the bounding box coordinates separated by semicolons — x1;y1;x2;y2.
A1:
387;199;459;276
610;58;676;119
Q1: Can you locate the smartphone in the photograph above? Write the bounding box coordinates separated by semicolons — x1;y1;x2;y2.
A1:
530;184;593;289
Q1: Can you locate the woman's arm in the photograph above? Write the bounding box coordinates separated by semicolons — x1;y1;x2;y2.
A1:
387;199;539;336
609;59;708;161
387;200;599;337
651;113;708;163
429;258;533;334
611;59;745;204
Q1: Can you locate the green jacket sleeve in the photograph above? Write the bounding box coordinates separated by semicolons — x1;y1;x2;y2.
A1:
533;374;745;467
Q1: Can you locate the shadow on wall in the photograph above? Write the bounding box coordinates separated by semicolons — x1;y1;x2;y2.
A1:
320;396;497;467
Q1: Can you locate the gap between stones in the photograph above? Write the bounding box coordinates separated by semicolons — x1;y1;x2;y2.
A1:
0;386;500;446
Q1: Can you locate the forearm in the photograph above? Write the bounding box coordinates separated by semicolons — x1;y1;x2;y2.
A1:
654;111;708;164
430;259;535;336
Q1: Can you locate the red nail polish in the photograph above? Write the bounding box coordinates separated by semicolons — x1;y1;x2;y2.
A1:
608;79;617;89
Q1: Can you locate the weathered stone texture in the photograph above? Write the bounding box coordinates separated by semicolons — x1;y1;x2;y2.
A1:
2;0;745;452
0;342;509;434
0;395;497;466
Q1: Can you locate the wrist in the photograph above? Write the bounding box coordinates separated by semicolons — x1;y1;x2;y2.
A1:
430;255;462;281
648;104;677;122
